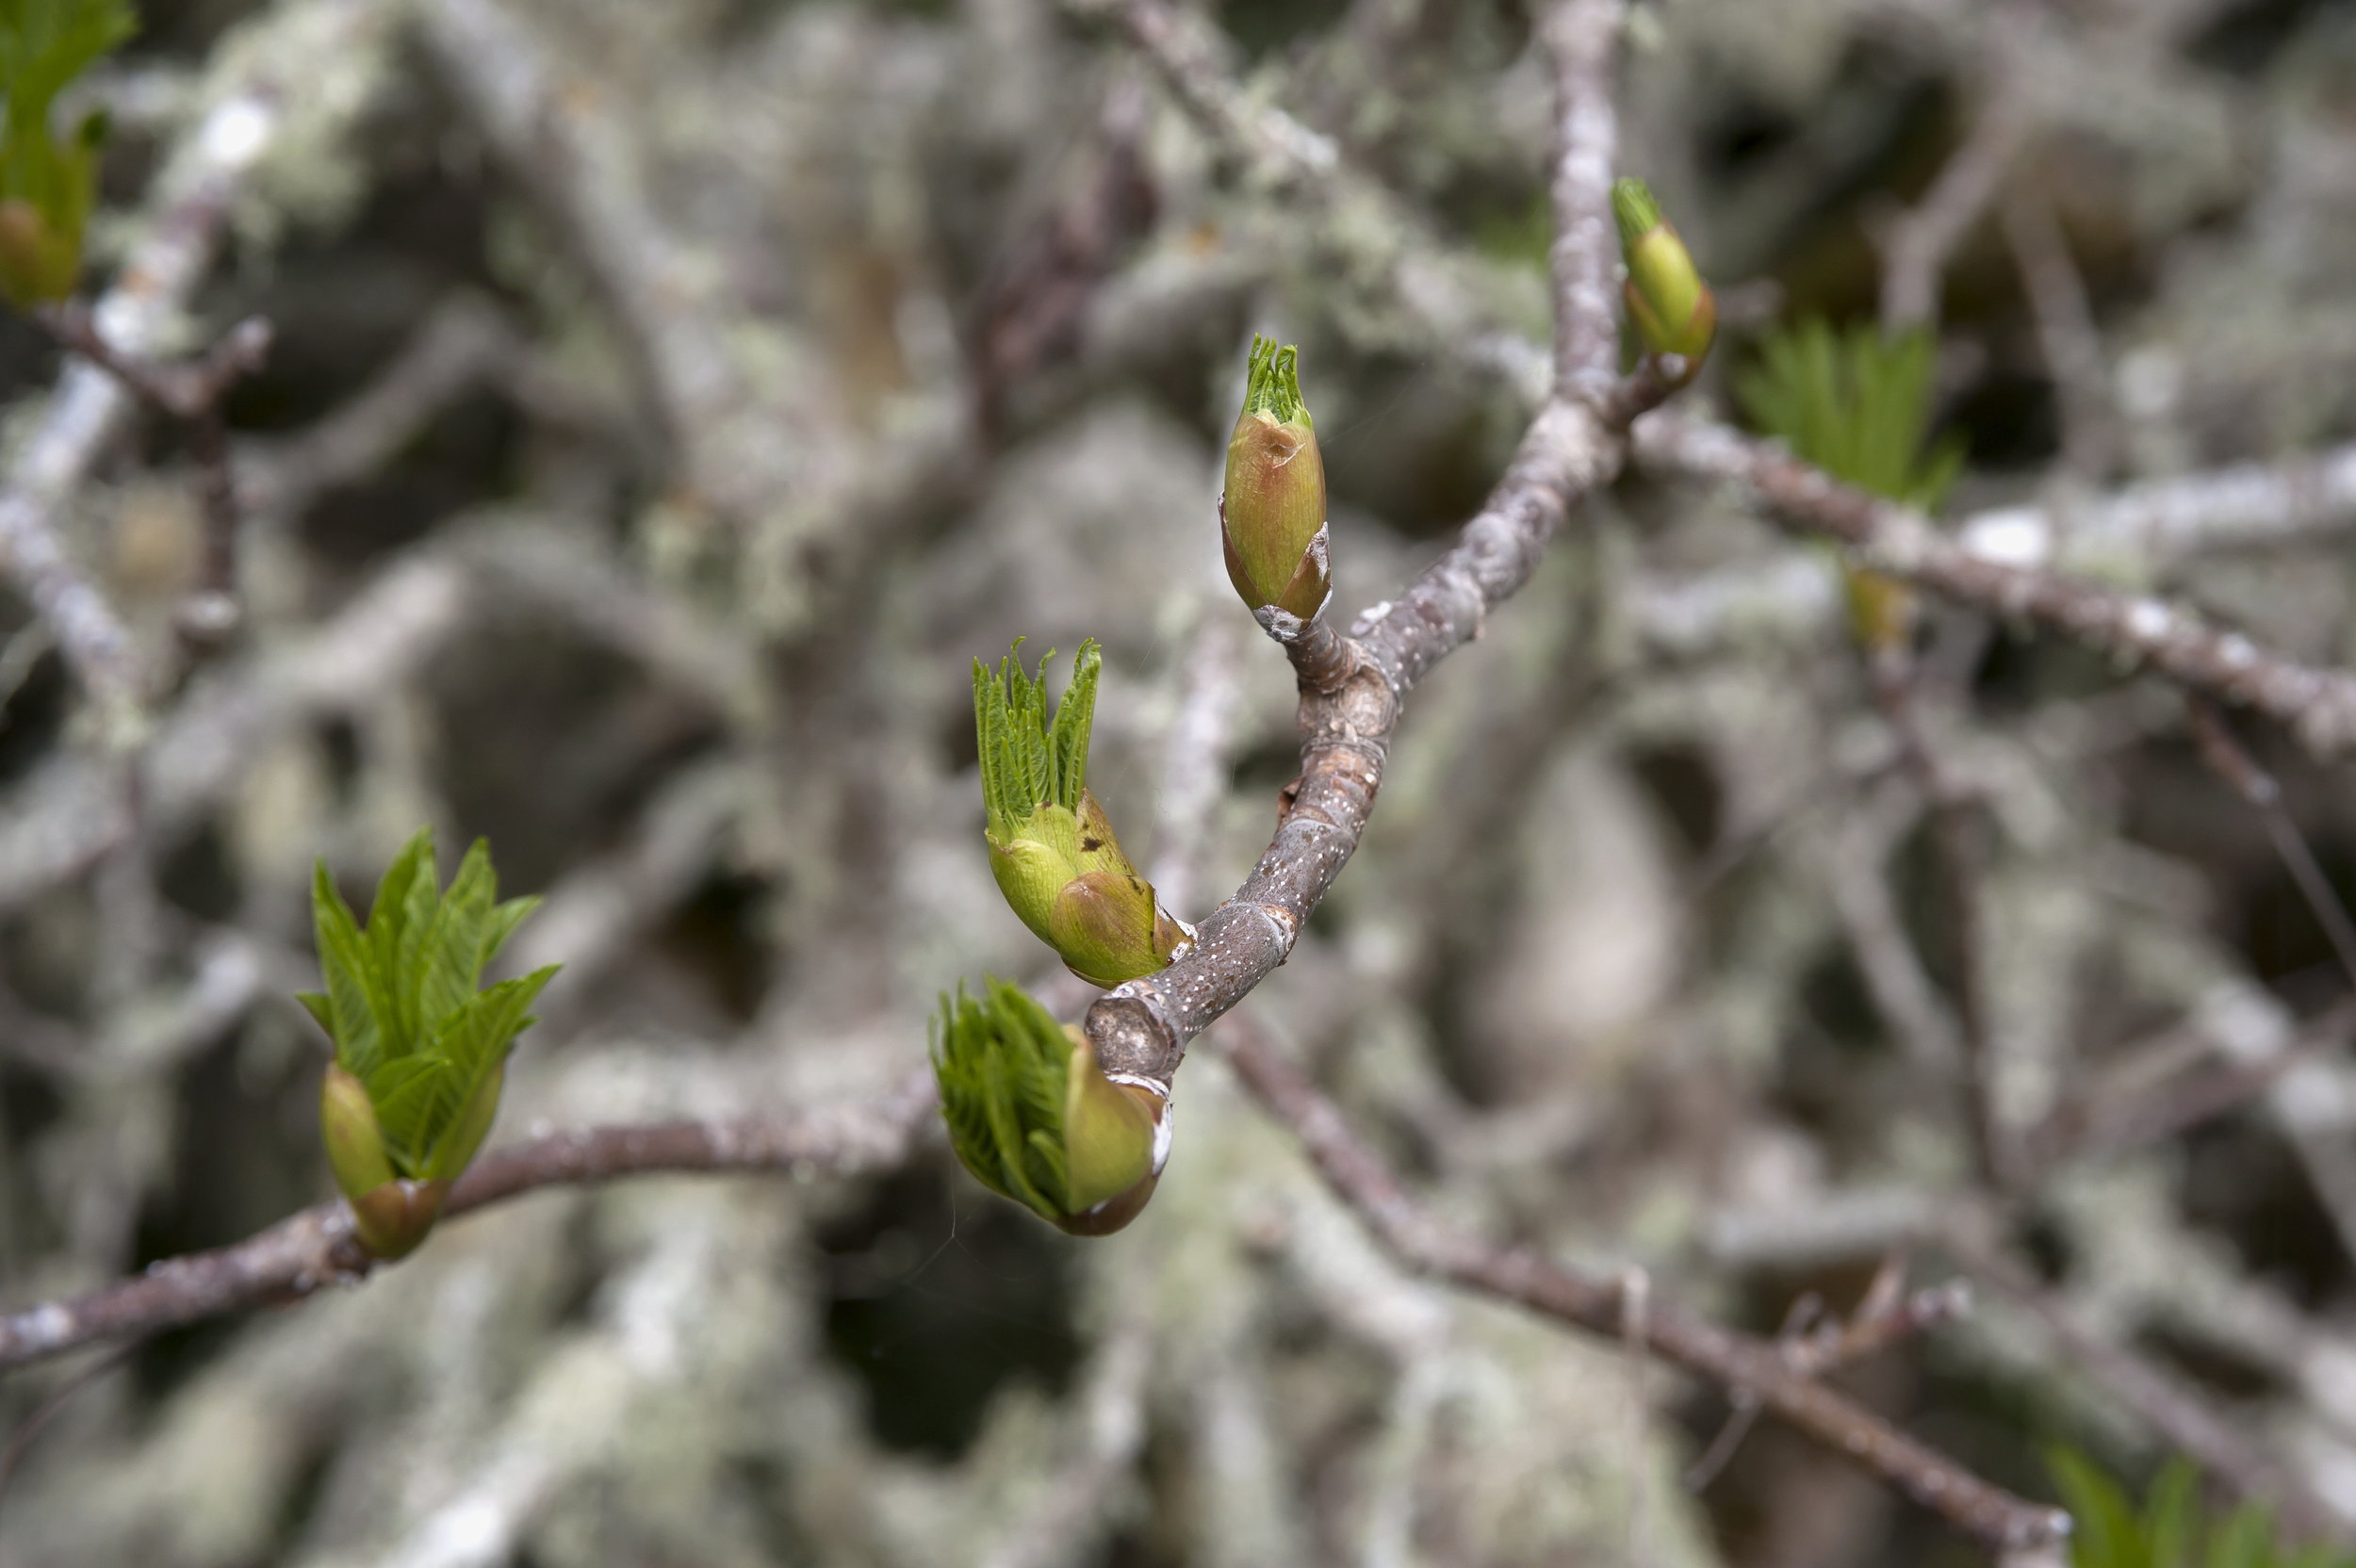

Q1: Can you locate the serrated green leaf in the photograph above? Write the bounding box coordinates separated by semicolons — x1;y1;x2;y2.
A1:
2209;1504;2274;1568
368;1054;455;1173
480;893;541;972
295;991;335;1039
2146;1459;2198;1568
312;859;387;1080
306;831;557;1187
0;0;135;223
432;967;557;1090
2050;1445;2139;1568
974;640;1102;837
1736;318;1960;514
425;1061;505;1183
415;838;498;1050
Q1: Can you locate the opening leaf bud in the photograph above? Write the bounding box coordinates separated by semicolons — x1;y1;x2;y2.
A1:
933;979;1170;1235
301;828;558;1259
974;640;1192;987
1612;178;1716;381
1221;336;1330;637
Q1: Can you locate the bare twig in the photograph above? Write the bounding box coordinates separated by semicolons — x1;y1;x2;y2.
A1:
1076;0;1338;186
0;1075;939;1375
1878;9;2035;333
1955;443;2356;574
2000;184;2116;480
38;302;272;639
1222;1023;2069;1554
1943;1218;2321;1531
2017;996;2356;1178
0;1335;148;1503
1632;411;2356;758
2188;699;2356;985
1872;646;2011;1189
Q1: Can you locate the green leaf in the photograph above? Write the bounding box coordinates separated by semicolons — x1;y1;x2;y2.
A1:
2146;1459;2198;1568
0;0;135;223
295;991;335;1038
311;859;387;1080
304;831;558;1187
1735;318;1962;513
931;979;1072;1223
2050;1445;2141;1568
434;967;558;1098
2208;1503;2274;1568
975;641;1102;832
363;828;435;1057
480;893;542;972
368;1054;455;1173
414;839;498;1051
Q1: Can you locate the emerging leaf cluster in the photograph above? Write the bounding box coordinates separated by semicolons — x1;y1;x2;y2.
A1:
1238;334;1311;427
2051;1448;2356;1568
0;0;132;227
302;830;558;1183
932;978;1072;1223
974;639;1099;836
1734;318;1964;510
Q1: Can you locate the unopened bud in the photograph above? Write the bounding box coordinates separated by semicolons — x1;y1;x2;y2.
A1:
1221;336;1331;638
320;1063;450;1259
976;641;1191;987
933;980;1169;1235
0;200;80;309
1613;179;1715;382
320;1063;392;1200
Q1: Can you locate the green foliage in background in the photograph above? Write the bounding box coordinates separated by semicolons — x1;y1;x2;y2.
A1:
303;830;558;1185
0;0;136;305
1733;318;1964;511
2051;1448;2356;1568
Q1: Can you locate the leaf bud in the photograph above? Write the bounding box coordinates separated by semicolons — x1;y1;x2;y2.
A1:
975;641;1191;987
1221;336;1331;637
320;1063;450;1259
1612;178;1715;382
932;979;1170;1235
0;201;80;309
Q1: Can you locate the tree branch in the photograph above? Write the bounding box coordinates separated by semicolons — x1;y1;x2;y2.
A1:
0;1074;938;1375
1633;411;2356;757
1083;0;1651;1087
1223;1024;2070;1555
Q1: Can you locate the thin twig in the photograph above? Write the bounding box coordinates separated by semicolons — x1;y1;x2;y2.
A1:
1632;411;2356;759
1878;8;2035;333
38;302;272;642
2188;698;2356;986
1954;443;2356;573
1942;1217;2322;1532
1871;645;2011;1189
0;1074;939;1375
1222;1022;2070;1554
0;1334;148;1505
2000;183;2116;480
